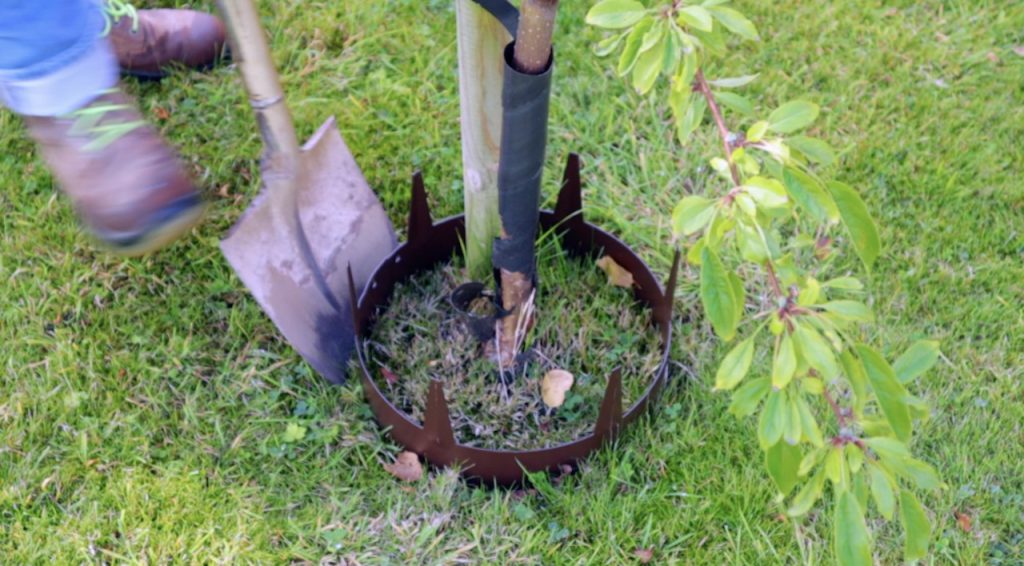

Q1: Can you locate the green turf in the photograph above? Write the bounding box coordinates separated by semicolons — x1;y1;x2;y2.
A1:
1;0;1022;563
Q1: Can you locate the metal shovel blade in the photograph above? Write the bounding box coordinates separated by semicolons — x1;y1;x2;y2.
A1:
222;117;396;384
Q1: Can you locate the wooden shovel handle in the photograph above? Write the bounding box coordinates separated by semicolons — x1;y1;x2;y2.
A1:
215;0;300;184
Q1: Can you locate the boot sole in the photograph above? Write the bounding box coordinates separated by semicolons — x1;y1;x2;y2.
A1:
102;200;207;257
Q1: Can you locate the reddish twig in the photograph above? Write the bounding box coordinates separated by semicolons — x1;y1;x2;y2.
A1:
694;69;741;186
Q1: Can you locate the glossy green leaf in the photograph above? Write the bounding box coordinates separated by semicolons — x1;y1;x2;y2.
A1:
746;120;769;142
784;393;803;445
772;333;797;389
676;95;707;144
728;271;745;329
797;395;825;447
586;0;648;29
823;276;864;291
729;376;770;417
708;74;759;88
901;458;943;491
758;390;786;449
631;25;666;94
594;33;625;56
798;447;825;476
617;18;653;75
707;6;759;41
783;167;840;222
700;247;739;341
835;491;873;566
713;91;754;116
788;467;826;517
787;135;837;166
840;349;869;415
900;490;931;561
824;447;844;486
672;196;716;237
766;440;801;496
856;345;912;442
893;340;941;384
868;465;897;520
795;323;840;380
768;100;819;134
677;5;713;31
828;181;881;272
820;300;874;322
864;436;911;461
715;336;755;390
853;471;869;510
846;443;864;473
744;176;788;208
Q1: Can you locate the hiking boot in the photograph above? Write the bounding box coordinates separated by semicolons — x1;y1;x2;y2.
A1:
102;0;227;79
23;86;205;256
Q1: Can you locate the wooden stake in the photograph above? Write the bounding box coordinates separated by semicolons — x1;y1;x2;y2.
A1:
456;0;509;280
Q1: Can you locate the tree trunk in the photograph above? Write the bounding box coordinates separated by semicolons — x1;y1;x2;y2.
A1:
456;0;508;280
496;0;559;367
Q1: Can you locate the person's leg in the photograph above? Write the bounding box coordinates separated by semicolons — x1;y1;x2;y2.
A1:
0;0;205;255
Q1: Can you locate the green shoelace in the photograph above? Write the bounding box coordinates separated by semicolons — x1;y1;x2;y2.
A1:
62;89;146;151
101;0;139;36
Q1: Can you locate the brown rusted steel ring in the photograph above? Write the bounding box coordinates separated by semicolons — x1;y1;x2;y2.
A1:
347;154;680;486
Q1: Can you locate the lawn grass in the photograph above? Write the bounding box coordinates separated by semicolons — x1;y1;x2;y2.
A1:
1;0;1022;563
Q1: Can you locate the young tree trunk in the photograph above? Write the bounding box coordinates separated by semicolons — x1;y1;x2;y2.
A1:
457;0;508;280
496;0;559;367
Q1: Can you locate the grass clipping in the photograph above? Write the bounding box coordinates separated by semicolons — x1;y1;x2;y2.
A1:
359;239;662;450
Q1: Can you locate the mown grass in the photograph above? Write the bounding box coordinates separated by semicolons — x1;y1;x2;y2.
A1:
1;0;1022;563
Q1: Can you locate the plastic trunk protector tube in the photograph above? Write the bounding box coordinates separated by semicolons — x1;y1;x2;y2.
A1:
492;42;553;277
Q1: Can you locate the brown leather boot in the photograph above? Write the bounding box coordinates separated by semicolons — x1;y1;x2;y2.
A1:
23;86;205;256
103;1;227;79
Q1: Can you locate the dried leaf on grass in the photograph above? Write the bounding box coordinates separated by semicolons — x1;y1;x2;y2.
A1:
634;548;654;563
384;451;423;482
596;256;634;288
956;511;972;532
381;366;399;386
541;369;574;408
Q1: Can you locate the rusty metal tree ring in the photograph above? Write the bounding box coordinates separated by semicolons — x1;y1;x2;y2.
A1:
347;154;680;486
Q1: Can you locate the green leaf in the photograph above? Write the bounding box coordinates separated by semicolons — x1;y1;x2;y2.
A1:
677;5;713;31
824;447;844;486
819;300;874;322
784;393;803;445
901;458;943;491
594;33;626;57
893;340;941;384
853;470;870;510
707;6;759;41
768;101;820;134
828;181;881;272
617;17;653;75
856;346;912;442
900;490;931;561
766;440;801;496
869;465;897;520
788;467;826;517
631;25;666;94
707;74;759;88
713;91;754;116
673;196;716;237
715;337;756;390
758;390;786;449
864;436;911;461
728;271;746;329
846;444;864;474
840;350;868;416
835;491;873;566
794;323;840;380
798;447;825;476
744;176;788;208
729;376;770;417
746;120;769;142
676;96;707;144
585;0;648;29
797;395;824;447
788;135;837;166
823;276;864;291
783;167;840;222
772;333;797;389
700;247;739;341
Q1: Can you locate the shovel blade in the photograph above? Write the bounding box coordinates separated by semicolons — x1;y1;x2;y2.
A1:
222;117;396;383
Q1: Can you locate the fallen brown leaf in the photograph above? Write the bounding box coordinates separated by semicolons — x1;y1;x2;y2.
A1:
634;548;654;563
381;366;399;386
955;511;972;532
153;106;170;120
596;256;634;288
541;369;574;408
986;51;999;63
935;31;949;42
383;451;423;482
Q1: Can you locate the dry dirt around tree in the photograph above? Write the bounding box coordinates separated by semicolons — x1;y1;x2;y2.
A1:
358;238;664;450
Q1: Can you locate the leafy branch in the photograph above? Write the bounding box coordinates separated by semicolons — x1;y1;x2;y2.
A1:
586;1;944;563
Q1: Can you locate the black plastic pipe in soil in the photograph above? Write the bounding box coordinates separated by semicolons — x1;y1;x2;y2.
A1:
493;0;558;365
